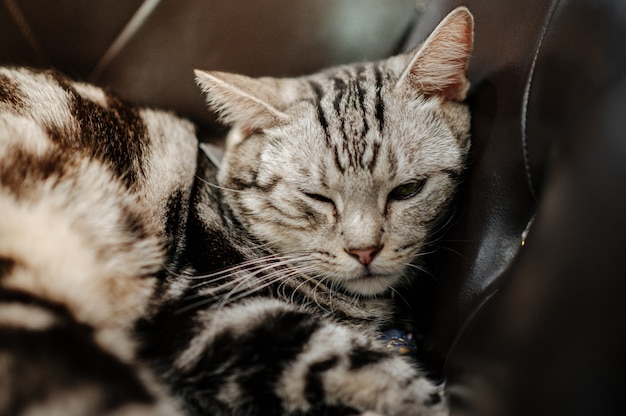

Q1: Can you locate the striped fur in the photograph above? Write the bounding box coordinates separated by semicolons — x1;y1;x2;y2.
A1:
0;7;473;416
0;66;195;414
196;7;473;300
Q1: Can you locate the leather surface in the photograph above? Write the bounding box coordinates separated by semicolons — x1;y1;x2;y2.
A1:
405;0;626;414
2;0;626;414
401;0;550;369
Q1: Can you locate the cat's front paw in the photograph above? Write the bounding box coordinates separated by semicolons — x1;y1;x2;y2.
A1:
276;322;448;416
340;360;448;416
385;378;448;416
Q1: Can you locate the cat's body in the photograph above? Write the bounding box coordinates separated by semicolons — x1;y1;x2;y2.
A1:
0;7;473;416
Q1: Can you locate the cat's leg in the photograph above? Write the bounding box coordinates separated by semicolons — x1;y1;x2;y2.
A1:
275;314;447;416
0;290;183;416
168;298;447;416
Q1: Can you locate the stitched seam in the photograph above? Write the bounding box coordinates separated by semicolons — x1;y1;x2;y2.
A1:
521;0;561;200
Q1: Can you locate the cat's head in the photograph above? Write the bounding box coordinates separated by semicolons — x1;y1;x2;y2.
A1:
196;7;473;296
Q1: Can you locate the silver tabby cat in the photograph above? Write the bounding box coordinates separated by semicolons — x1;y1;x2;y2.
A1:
0;7;473;416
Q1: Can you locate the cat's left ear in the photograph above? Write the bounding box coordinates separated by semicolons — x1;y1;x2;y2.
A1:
195;70;289;129
397;6;474;101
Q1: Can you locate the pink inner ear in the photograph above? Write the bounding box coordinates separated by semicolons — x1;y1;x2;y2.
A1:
434;21;473;100
434;70;470;101
402;7;474;101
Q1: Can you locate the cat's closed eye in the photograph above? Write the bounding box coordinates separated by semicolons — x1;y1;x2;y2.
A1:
388;179;427;201
303;192;334;206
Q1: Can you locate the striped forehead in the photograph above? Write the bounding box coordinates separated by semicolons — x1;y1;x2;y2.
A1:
305;65;388;174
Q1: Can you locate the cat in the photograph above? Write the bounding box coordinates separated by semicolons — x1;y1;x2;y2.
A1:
0;6;473;416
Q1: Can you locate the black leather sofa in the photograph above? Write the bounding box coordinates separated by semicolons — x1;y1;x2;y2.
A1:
404;1;626;415
2;1;625;415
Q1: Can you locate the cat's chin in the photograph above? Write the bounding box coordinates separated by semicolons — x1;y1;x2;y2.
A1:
338;273;399;297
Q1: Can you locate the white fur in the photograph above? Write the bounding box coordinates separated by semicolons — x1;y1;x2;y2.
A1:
71;81;109;107
138;108;198;229
0;304;57;330
0;113;53;159
0;68;77;134
276;323;368;412
277;322;447;415
0;146;162;359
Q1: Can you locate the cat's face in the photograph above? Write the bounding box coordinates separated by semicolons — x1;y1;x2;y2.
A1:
197;7;473;296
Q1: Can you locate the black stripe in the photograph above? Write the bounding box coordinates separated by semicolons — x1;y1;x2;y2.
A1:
120;204;151;243
355;68;370;138
258;174;282;193
229;171;281;193
304;356;340;403
0;257;16;278
387;147;398;178
374;66;385;132
0;289;74;322
0;147;153;269
0;72;25;109
0;146;69;199
234;310;320;411
265;201;302;222
333;146;345;173
442;168;463;182
332;76;346;114
163;188;187;270
183;179;248;276
368;141;381;172
0;325;156;414
348;345;389;369
425;392;443;406
309;82;331;146
332;76;350;145
135;300;204;373
1;287;157;414
300;202;324;226
51;74;149;189
178;307;321;414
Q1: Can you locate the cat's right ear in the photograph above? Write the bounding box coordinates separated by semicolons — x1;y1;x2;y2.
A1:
195;70;289;129
396;6;474;101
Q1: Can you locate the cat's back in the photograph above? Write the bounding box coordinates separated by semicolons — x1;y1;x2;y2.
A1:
0;66;199;194
0;67;196;415
0;66;199;323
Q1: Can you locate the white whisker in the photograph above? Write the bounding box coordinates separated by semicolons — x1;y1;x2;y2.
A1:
216;265;318;308
185;255;303;292
206;257;317;308
403;262;437;282
194;174;244;193
390;287;412;311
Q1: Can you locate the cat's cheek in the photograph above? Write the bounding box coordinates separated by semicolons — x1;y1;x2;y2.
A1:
384;208;427;244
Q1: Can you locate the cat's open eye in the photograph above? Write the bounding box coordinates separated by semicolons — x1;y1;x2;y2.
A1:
388;179;427;201
303;192;334;206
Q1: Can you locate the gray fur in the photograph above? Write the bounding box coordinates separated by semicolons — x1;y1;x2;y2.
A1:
197;8;473;300
0;7;473;416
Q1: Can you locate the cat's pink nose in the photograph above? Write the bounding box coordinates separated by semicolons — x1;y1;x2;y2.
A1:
346;246;381;266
